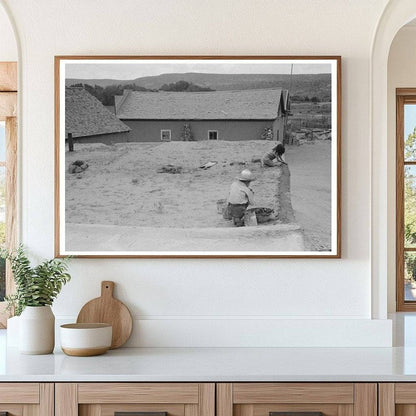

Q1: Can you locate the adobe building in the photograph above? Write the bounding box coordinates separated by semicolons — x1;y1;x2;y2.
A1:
114;88;289;142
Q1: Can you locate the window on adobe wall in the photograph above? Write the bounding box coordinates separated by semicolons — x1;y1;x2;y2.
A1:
208;130;218;140
161;129;171;142
397;89;416;311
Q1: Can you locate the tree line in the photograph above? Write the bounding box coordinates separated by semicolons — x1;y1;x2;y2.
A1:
70;80;214;106
160;80;213;92
70;83;152;106
291;95;323;103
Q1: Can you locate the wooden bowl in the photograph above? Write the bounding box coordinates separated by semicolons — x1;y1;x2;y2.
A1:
60;323;112;356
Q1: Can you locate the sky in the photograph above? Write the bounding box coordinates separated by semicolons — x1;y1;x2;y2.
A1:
65;60;332;80
405;104;416;140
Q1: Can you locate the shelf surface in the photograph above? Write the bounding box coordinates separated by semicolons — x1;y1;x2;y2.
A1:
1;330;416;381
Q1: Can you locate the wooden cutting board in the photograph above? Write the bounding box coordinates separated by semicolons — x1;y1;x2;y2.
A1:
76;281;133;349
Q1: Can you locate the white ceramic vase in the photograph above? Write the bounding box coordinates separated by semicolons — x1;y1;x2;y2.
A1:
19;306;55;354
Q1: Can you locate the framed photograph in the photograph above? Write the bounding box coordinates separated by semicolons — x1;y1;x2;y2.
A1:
55;56;341;258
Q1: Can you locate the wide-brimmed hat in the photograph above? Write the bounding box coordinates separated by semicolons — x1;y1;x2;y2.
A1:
237;169;256;182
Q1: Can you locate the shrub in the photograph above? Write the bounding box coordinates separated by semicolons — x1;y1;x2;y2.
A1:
0;245;71;315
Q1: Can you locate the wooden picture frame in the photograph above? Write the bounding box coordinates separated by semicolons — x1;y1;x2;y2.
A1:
55;56;341;258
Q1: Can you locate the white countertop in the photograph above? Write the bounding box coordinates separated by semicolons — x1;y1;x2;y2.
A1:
1;329;416;382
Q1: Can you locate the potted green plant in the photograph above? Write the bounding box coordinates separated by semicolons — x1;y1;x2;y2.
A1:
1;245;71;354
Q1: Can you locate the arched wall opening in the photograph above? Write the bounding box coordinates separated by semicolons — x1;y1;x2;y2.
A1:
387;19;416;313
371;0;416;319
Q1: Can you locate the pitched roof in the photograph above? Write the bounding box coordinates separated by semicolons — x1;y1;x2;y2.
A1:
65;87;130;138
115;89;287;120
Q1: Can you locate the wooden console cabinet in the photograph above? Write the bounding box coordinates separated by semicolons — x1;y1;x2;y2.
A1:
0;381;406;416
0;383;53;416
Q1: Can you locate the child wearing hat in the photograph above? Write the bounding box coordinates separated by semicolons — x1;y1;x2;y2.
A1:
227;169;256;226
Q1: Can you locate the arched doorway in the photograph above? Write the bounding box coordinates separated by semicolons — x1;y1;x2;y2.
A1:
371;0;416;319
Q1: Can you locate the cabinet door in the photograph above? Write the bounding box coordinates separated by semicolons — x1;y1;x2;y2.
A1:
217;383;377;416
0;383;53;416
56;383;215;416
379;383;416;416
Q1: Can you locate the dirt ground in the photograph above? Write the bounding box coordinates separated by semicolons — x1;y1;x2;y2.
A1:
65;140;332;251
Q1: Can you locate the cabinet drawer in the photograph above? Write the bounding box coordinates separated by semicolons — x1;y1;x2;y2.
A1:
217;383;376;416
0;383;53;416
81;403;184;416
78;383;200;404
56;383;215;416
0;383;39;404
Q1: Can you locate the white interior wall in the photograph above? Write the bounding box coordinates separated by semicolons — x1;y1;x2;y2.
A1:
387;24;416;312
0;4;16;61
0;0;394;346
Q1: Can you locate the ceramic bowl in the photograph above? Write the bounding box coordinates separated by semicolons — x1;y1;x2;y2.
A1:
60;323;112;356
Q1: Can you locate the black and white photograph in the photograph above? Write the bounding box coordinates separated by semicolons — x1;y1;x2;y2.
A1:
55;56;341;257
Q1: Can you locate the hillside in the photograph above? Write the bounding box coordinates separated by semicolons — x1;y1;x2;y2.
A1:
66;72;332;101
